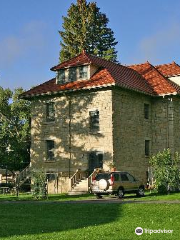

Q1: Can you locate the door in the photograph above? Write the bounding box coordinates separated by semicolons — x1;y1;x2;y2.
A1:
89;152;103;173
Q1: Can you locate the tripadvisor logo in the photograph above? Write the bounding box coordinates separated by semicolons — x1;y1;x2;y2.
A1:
135;227;143;235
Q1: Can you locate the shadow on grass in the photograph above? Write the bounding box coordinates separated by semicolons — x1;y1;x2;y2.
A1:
0;202;122;238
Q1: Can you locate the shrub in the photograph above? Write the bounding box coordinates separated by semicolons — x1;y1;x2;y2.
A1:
31;171;47;199
150;149;180;194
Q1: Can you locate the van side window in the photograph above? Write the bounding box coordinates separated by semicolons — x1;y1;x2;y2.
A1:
113;173;119;181
120;173;129;181
127;174;136;182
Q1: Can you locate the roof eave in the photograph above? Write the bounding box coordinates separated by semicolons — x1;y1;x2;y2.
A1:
20;83;116;99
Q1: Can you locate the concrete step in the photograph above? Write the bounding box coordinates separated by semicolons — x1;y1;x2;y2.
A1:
68;178;89;195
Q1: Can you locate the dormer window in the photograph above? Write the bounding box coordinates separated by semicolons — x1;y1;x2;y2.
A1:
68;67;77;82
56;65;90;84
79;65;88;79
57;69;65;84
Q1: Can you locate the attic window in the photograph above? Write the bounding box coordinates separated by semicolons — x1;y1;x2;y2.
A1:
68;67;76;82
57;69;65;83
79;65;88;79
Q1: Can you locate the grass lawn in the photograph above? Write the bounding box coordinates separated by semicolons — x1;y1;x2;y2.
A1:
0;190;180;202
0;202;179;240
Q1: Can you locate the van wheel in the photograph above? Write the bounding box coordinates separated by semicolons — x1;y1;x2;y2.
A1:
137;187;144;197
117;188;124;199
96;194;102;199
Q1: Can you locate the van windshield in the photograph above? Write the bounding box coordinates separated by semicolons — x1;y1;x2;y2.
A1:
95;173;110;181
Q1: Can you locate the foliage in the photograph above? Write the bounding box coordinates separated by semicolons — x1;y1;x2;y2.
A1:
150;149;180;194
31;171;47;199
59;0;118;62
0;87;30;171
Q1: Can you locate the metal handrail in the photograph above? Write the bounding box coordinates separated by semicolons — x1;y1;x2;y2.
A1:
70;169;82;191
16;164;30;185
87;169;97;190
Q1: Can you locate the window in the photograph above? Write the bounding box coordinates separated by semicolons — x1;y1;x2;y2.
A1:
89;152;103;172
46;173;56;181
120;173;129;181
68;67;76;82
79;65;88;79
144;104;150;119
127;173;136;182
145;140;150;156
57;69;65;83
46;140;55;161
89;110;99;132
46;102;55;122
113;173;120;181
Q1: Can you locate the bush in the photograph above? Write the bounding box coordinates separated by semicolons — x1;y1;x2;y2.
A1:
31;171;47;199
150;149;180;194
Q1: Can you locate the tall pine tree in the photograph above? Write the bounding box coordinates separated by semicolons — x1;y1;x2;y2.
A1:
59;0;118;62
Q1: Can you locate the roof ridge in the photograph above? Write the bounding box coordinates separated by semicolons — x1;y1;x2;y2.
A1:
150;63;177;93
173;61;180;68
50;51;89;71
128;62;149;67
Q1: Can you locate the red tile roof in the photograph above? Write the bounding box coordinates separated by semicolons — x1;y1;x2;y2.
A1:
155;62;180;77
22;69;115;98
128;62;180;95
21;51;180;99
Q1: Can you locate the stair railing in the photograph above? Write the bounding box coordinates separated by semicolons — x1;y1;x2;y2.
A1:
87;169;97;192
69;169;82;191
16;164;31;186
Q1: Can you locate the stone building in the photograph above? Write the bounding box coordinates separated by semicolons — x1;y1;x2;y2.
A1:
21;52;180;193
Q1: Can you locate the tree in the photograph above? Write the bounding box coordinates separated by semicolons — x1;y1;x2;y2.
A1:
59;0;118;62
0;87;30;171
150;149;180;194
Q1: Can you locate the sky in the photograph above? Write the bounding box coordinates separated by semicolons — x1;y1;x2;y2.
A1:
0;0;180;90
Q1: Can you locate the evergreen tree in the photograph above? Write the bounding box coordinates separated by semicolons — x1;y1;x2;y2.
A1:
59;0;118;62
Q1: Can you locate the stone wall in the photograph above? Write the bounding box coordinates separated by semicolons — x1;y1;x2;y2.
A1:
112;88;152;183
30;89;113;193
30;86;180;192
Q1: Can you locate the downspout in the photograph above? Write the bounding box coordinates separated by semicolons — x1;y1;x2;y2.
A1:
68;96;72;178
166;97;174;153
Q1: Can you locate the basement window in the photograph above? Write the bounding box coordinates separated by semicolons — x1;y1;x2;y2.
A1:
89;110;100;132
46;172;57;181
46;140;55;161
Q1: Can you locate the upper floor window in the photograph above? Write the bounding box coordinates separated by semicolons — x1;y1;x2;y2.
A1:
57;69;65;83
46;140;55;161
46;102;55;122
145;140;150;156
79;65;88;79
68;67;77;82
144;104;150;119
89;110;99;132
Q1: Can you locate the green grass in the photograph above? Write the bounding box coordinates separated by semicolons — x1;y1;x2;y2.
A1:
0;202;179;239
0;190;180;202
